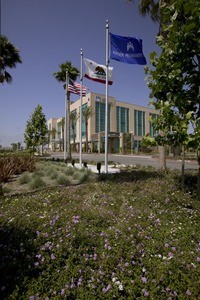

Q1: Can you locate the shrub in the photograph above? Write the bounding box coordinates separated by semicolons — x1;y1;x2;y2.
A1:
56;174;71;186
32;170;44;178
50;171;58;180
0;154;35;183
19;172;31;185
43;166;54;177
63;166;74;176
28;175;46;190
75;169;94;183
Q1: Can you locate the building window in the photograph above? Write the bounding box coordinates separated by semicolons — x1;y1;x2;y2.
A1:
149;113;158;137
95;102;110;133
82;104;87;138
117;106;129;133
134;110;145;136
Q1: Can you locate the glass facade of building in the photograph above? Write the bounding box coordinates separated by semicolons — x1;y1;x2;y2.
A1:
82;103;87;137
95;102;110;133
47;92;159;152
134;110;145;136
117;106;129;133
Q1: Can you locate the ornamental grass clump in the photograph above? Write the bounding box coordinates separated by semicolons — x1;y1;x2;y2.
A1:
56;174;71;186
76;169;94;183
28;175;46;190
32;170;45;178
44;165;55;177
18;172;31;185
50;171;58;180
63;166;74;176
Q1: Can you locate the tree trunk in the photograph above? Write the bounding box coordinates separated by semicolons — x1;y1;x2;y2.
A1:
181;145;185;191
72;127;76;152
159;145;166;170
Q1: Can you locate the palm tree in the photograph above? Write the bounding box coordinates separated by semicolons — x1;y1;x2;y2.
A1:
127;0;170;32
51;127;56;151
70;111;79;152
53;61;80;160
127;0;159;22
82;106;94;153
0;35;22;83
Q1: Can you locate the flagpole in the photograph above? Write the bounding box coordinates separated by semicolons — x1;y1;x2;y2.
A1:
79;49;83;167
105;20;109;173
64;71;68;161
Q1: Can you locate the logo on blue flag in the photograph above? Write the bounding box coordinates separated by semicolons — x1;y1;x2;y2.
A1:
110;33;147;65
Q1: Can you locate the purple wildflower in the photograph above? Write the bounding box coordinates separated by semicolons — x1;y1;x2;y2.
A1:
34;262;39;267
72;215;80;224
102;284;111;293
186;289;191;296
77;277;83;286
141;276;147;283
142;289;149;297
168;252;174;259
51;253;56;260
61;289;65;295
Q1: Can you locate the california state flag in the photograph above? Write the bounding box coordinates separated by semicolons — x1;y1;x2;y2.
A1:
84;58;113;85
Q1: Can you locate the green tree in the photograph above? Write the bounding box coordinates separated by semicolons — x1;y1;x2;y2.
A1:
11;142;18;152
127;0;172;168
24;105;48;154
146;0;200;192
53;61;80;160
82;106;93;153
0;35;22;84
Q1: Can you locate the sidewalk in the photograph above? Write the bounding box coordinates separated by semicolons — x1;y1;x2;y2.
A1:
75;162;120;174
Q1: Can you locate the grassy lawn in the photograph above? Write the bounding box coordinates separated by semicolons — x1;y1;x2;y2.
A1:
0;164;199;299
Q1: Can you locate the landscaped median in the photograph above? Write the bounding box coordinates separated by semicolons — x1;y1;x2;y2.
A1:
0;157;96;196
0;162;199;299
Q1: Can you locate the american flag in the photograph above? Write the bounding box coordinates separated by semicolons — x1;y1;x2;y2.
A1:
68;79;88;96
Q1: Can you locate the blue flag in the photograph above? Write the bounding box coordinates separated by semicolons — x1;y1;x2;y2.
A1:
110;33;147;65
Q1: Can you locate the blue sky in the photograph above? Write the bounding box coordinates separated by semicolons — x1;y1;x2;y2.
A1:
0;0;159;147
